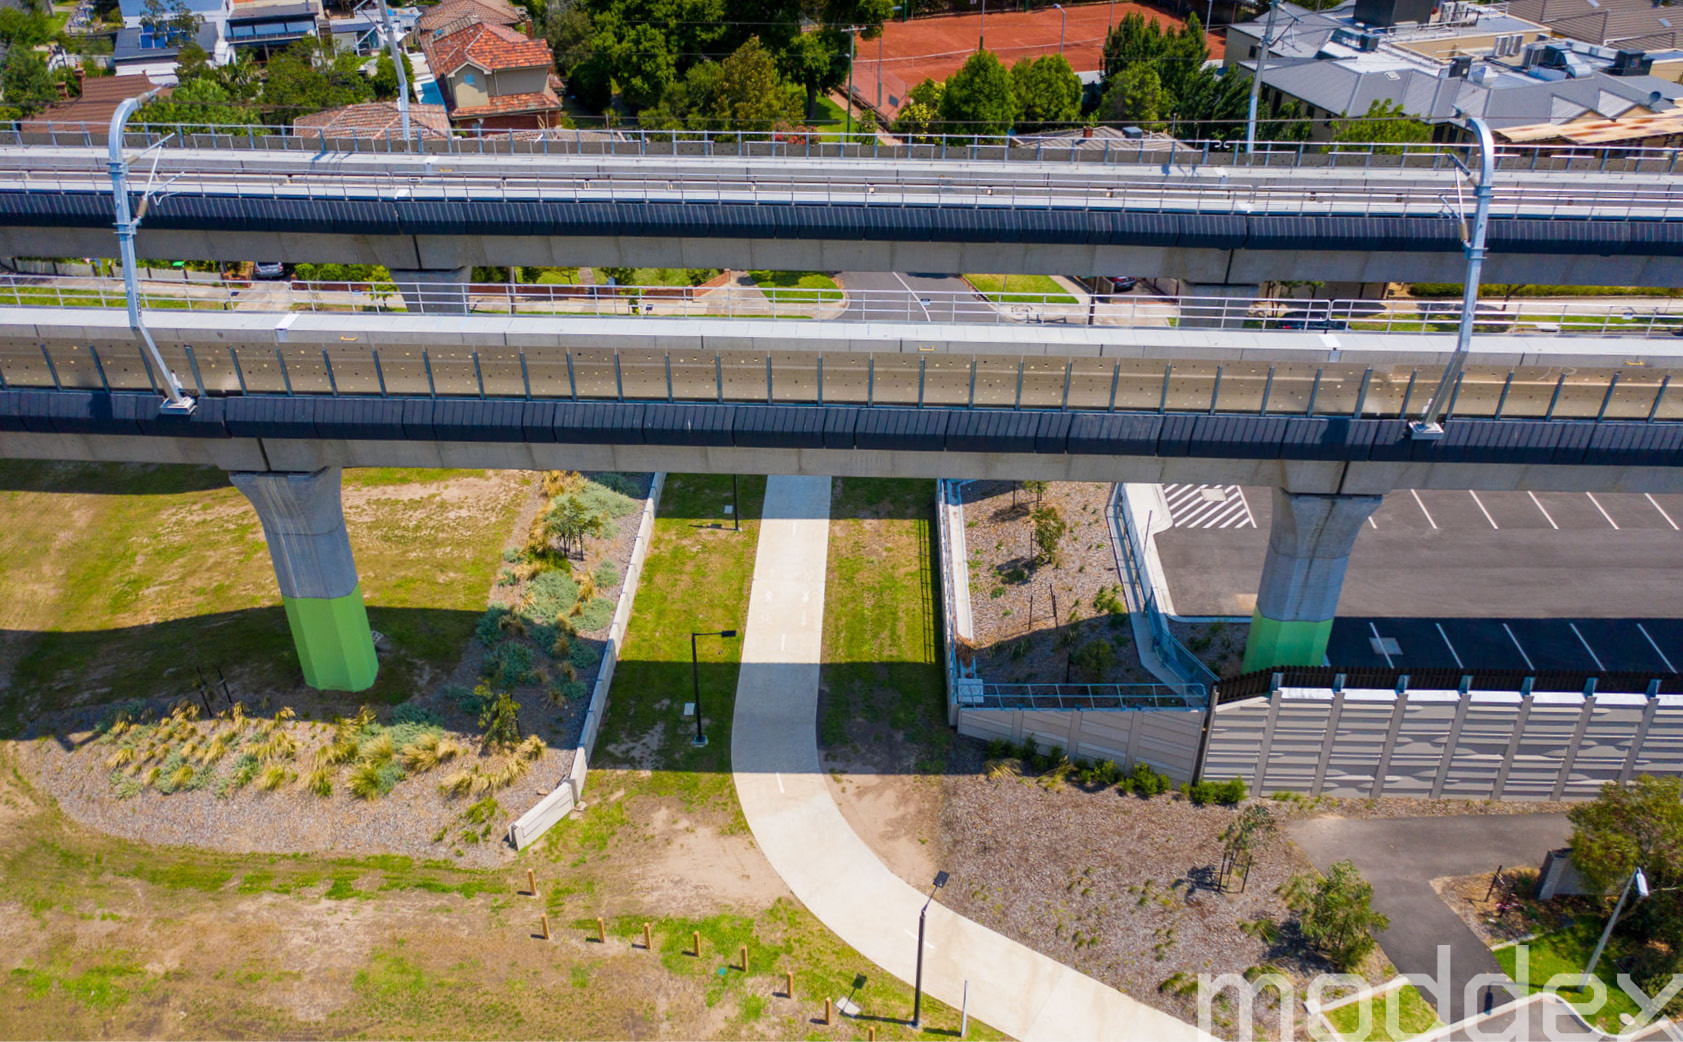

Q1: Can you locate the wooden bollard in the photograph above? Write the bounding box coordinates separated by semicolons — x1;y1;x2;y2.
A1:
692;930;701;957
596;917;606;944
868;1029;876;1041
540;914;550;941
823;997;832;1025
738;944;747;971
527;868;536;896
642;922;652;950
784;970;793;998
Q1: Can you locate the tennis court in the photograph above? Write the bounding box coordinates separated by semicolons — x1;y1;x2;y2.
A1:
851;2;1223;118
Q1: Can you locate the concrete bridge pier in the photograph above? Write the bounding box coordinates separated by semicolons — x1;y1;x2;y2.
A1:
1241;488;1384;673
390;266;472;314
230;467;377;692
1177;283;1260;329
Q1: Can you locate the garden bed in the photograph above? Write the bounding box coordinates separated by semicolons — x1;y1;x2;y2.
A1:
26;470;654;867
957;480;1159;687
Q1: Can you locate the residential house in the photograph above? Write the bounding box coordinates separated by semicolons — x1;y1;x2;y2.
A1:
1508;0;1683;76
421;15;562;129
293;99;451;137
21;73;172;130
413;0;520;38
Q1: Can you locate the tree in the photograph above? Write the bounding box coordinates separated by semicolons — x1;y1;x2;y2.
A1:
890;76;943;141
937;50;1014;140
544;495;602;558
140;76;258;130
1031;505;1066;567
1069;639;1115;680
601;22;675;111
1010;54;1079;129
1282;860;1390;971
1570;775;1683;947
0;4;53;48
688;36;798;133
476;685;522;749
781;27;846;121
1101;12;1206;106
1100;62;1164;129
0;47;56;118
1221;804;1277;868
1021;479;1048;504
260;37;373;124
371;50;415;102
545;0;595;78
1332;98;1431;154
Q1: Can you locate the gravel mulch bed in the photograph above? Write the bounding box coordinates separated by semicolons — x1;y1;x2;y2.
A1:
24;471;654;867
958;480;1159;687
1432;869;1581;948
939;776;1331;1039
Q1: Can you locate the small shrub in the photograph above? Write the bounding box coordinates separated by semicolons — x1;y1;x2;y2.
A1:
984;739;1009;760
258;764;289;791
568;640;600;670
588;473;640;497
349;762;385;800
1186;777;1248;806
524;570;581;627
1093;585;1127;616
592;560;619;588
229;753;260;789
517;735;545;761
445;684;487;717
1079;759;1122;788
475;605;515;647
1127;762;1171;797
303;765;333;797
478;688;522;749
482;640;534;689
106;747;134;769
573;597;614;633
985;758;1022;781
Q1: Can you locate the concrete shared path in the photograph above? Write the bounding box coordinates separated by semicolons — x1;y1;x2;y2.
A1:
730;474;1209;1041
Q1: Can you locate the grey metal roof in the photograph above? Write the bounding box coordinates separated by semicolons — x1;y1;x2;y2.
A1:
112;21;219;61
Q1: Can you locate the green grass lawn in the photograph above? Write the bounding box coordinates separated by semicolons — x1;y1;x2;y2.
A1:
619;267;716;288
748;270;843;304
965;274;1078;306
0;462;527;731
817;479;947;768
1324;983;1443;1041
806;94;849;127
1494;921;1646;1033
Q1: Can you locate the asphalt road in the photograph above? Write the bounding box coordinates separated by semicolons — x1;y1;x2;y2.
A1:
1156;486;1683;675
1291;814;1571;1024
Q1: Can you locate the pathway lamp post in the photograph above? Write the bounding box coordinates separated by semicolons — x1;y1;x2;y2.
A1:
1054;4;1066;54
910;869;949;1029
690;629;738;747
1584;866;1648;985
1410;115;1495;440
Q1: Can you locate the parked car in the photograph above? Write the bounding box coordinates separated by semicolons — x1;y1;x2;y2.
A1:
254;261;286;280
1277;308;1346;331
1108;276;1139;292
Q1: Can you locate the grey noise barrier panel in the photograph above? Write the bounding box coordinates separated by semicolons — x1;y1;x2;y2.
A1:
9;391;1683;468
7;191;1683;258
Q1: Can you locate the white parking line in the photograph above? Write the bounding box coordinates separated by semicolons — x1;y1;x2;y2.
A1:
1639;623;1678;673
1570;623;1606;671
1411;490;1438;530
1503;623;1535;670
1646;493;1680;531
1367;516;1378;530
1527;491;1559;530
1468;490;1499;530
1585;492;1620;530
1369;621;1395;668
1436;623;1465;669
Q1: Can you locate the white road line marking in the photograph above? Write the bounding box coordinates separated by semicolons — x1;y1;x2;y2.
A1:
1503;623;1535;670
1570;623;1607;671
1647;493;1680;531
1369;621;1395;668
1639;624;1678;673
776;772;785;794
903;930;935;950
1586;492;1620;530
1469;490;1499;530
1436;623;1464;669
1528;491;1559;530
1411;489;1438;530
1367;516;1378;530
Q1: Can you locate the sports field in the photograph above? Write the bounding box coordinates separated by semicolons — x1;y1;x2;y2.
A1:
851;2;1223;118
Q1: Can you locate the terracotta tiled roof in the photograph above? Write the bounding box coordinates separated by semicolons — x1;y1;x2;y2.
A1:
424;18;550;75
416;0;518;33
448;87;562;119
21;76;170;131
293;101;453;137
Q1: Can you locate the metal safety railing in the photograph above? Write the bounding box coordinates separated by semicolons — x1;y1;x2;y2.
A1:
7;274;1683;339
1110;483;1221;697
11;120;1683;177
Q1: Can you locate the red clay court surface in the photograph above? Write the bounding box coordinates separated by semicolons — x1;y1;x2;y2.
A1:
852;2;1224;119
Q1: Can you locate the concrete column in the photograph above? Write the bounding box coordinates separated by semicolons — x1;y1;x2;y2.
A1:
230;467;377;692
389;266;472;314
1241;489;1382;673
1178;282;1262;329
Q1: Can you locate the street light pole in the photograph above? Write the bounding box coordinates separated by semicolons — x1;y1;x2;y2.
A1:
844;25;864;140
910;870;949;1030
979;0;986;51
1411;116;1495;440
1585;867;1649;985
689;629;739;747
1245;0;1280;155
1054;3;1065;53
108;92;194;415
375;0;410;144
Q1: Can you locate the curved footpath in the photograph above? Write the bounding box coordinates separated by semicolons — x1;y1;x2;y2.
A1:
730;475;1210;1041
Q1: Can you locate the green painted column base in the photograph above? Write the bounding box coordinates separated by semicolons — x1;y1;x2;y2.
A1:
282;586;378;692
1241;612;1334;674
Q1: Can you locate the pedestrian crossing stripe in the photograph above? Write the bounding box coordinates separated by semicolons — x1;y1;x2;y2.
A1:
1162;484;1257;529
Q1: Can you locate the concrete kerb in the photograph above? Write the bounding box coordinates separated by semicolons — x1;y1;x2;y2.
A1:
507;472;666;850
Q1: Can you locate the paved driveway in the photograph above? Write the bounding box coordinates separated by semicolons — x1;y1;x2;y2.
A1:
1290;814;1570;1024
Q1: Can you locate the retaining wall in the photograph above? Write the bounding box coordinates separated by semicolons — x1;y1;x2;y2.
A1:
1203;686;1683;800
507;472;666;849
954;704;1204;784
